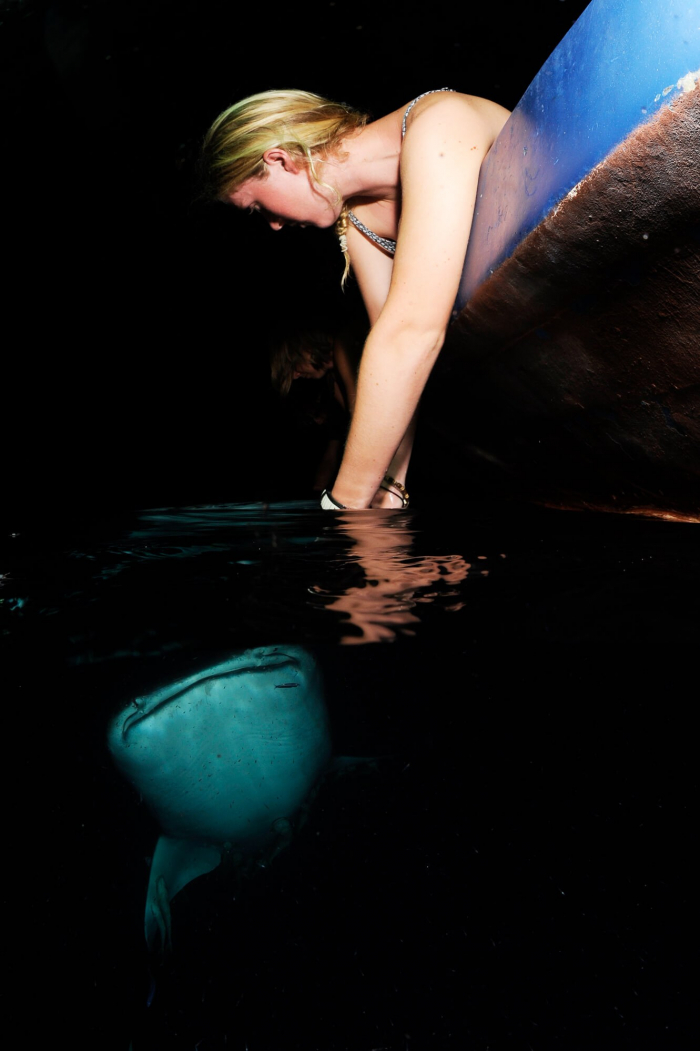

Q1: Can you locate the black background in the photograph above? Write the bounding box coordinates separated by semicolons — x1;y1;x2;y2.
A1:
2;0;593;517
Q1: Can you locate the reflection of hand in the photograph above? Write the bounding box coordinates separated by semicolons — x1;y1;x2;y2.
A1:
317;512;476;643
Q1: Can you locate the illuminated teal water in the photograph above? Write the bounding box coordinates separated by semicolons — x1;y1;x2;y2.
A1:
2;501;695;1050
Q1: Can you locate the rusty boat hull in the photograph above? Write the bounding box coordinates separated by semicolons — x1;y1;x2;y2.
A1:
428;0;700;521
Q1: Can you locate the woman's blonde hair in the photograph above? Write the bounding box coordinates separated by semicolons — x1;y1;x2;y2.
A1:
201;89;368;282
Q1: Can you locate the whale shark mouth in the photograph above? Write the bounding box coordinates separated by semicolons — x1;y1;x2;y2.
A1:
119;651;302;738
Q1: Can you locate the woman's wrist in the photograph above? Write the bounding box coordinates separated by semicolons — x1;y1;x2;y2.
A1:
330;471;377;509
379;474;409;508
370;488;403;509
320;489;347;510
327;490;370;509
327;474;410;510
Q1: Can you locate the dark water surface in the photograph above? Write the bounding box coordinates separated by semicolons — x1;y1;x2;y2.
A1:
2;500;695;1050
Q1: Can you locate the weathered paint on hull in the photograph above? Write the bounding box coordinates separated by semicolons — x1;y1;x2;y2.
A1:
432;12;700;520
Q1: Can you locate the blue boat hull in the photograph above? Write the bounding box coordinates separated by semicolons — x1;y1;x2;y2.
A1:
433;0;700;520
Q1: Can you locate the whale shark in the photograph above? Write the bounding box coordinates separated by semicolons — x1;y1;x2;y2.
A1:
107;645;335;951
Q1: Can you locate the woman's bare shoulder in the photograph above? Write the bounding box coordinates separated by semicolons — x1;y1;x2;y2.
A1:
404;90;510;144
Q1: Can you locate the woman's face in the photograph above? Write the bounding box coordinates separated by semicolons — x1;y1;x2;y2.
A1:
229;149;339;231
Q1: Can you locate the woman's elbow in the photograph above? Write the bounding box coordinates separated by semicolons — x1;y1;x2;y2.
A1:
377;321;447;367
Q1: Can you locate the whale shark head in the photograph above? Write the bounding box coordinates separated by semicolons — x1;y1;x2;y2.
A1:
107;645;332;950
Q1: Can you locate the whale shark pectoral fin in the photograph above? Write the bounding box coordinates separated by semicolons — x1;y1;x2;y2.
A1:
144;835;222;952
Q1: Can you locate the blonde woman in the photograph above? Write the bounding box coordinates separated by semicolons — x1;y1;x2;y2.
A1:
202;88;510;508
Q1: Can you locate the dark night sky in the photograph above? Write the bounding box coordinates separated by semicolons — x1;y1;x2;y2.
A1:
2;0;592;517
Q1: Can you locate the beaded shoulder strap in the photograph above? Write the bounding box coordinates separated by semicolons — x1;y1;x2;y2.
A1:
347;88;454;256
347;213;397;255
401;87;454;138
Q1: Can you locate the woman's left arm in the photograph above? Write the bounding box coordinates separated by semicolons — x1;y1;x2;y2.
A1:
332;96;497;509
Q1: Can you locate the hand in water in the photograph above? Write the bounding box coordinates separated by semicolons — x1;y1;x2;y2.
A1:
321;476;408;510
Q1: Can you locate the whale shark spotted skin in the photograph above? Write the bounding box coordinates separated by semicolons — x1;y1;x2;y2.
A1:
107;646;332;950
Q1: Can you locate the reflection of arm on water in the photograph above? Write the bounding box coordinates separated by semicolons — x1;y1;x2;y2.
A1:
309;511;490;644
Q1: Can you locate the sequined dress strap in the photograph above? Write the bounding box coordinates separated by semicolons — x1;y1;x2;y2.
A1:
345;214;398;254
347;88;454;255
